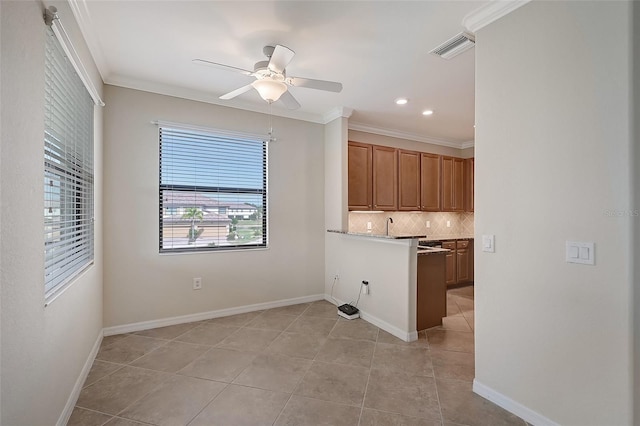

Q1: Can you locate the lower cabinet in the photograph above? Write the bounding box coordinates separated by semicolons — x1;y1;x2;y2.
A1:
417;253;447;330
443;239;474;286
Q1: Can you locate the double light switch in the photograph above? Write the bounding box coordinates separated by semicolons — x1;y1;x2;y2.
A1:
566;241;595;265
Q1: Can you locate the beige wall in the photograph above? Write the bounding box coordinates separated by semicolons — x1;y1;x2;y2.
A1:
325;117;349;231
348;129;474;158
103;86;325;327
0;1;104;424
634;1;640;420
475;1;633;424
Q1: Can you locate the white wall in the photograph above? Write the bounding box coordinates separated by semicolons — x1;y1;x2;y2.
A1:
0;1;104;424
103;86;325;327
325;117;349;231
633;2;640;421
325;233;417;340
474;2;633;424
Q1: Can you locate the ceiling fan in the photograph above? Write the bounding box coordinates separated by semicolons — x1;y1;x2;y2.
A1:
193;45;343;110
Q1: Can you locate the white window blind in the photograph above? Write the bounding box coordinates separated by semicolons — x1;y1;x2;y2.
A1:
159;126;267;252
44;26;94;298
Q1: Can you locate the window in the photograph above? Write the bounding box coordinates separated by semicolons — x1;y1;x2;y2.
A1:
44;27;94;298
159;126;267;252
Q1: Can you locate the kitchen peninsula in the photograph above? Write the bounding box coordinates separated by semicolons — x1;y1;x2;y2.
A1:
325;230;473;341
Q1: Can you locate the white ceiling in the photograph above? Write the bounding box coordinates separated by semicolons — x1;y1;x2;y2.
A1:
73;0;489;146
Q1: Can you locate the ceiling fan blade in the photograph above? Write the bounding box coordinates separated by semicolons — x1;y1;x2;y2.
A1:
287;76;343;93
219;84;254;100
268;45;295;74
279;90;301;110
192;59;253;76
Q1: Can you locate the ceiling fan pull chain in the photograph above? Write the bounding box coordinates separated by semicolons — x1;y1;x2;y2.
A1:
268;102;276;143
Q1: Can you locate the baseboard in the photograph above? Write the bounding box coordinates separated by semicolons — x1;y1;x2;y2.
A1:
473;379;560;426
103;294;325;336
57;329;103;426
325;294;417;342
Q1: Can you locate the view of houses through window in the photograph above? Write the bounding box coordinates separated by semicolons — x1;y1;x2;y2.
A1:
158;126;267;252
161;190;264;249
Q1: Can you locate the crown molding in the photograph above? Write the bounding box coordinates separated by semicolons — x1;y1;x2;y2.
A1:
322;107;354;124
349;122;469;150
461;140;475;149
106;74;329;124
463;0;531;34
67;0;110;80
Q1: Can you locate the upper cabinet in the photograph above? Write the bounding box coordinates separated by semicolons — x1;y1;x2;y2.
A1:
398;150;421;211
464;158;474;212
442;156;465;212
420;153;441;211
348;142;372;210
348;142;472;213
372;145;398;211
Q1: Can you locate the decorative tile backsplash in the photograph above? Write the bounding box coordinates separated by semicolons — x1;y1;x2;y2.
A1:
349;211;474;238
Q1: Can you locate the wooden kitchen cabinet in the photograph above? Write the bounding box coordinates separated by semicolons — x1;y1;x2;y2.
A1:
348;142;372;210
398;150;421;211
464;158;474;212
372;145;397;210
456;240;470;283
420;153;441;211
443;239;473;286
443;241;457;285
442;156;464;212
417;252;447;330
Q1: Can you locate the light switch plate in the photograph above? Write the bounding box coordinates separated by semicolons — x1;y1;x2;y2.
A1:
482;235;495;253
566;241;595;265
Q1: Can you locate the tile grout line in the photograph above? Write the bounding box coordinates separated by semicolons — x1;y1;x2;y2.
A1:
260;302;318;426
356;327;379;425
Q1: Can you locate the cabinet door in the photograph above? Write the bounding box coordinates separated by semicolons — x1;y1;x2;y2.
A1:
442;156;464;212
445;251;456;285
420;153;441;211
372;145;398;210
457;249;470;283
464;158;474;212
398;150;421;211
442;157;454;211
348;142;372;210
453;157;465;211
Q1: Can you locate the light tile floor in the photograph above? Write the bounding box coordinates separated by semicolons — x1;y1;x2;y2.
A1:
69;285;526;426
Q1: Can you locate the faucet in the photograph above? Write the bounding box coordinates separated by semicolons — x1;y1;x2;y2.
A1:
386;217;394;236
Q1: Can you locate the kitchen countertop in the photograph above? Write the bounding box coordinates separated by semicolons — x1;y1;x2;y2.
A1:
419;235;474;241
326;230;428;239
327;230;474;241
417;247;450;256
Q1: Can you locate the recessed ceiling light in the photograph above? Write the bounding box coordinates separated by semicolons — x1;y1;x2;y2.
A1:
422;110;434;116
395;98;408;105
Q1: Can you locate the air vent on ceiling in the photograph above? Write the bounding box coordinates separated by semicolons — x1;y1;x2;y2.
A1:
430;32;475;60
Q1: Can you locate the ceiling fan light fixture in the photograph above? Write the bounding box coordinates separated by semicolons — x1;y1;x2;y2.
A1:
252;79;287;103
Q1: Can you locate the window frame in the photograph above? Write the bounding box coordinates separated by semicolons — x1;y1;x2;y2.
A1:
157;124;269;254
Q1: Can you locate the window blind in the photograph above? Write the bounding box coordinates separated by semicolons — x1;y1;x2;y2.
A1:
159;127;268;252
44;27;94;298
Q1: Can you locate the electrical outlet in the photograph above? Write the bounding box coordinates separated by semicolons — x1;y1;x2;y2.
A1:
193;277;202;290
367;221;372;231
446;220;451;228
334;272;339;280
426;220;431;228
